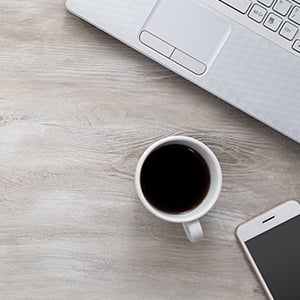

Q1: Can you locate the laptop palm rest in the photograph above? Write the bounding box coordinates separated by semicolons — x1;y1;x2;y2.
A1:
139;0;231;75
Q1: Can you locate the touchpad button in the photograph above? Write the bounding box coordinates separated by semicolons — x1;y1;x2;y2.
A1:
140;0;231;71
170;49;207;75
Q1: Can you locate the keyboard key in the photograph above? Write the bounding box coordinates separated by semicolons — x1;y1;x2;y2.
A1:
292;40;300;52
264;13;282;31
273;0;292;16
219;0;252;14
249;4;267;22
289;6;300;25
257;0;274;7
279;21;298;40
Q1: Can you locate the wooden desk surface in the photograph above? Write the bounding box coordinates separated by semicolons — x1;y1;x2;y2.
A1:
1;1;299;299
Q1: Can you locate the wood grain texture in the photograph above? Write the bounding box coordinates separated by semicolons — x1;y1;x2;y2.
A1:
0;1;299;299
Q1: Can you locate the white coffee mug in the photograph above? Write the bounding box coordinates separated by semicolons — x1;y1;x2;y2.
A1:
135;136;222;243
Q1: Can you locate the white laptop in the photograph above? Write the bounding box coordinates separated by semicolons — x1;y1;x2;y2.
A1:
66;0;300;143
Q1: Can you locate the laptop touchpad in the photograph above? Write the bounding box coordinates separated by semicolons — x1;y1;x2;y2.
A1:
139;0;231;75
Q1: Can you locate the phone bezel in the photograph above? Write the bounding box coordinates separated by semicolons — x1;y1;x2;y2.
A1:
236;200;300;300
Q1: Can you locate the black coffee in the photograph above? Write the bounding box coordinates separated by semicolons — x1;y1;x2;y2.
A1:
140;144;210;214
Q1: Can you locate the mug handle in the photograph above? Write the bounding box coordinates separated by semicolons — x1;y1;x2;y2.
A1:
182;220;203;243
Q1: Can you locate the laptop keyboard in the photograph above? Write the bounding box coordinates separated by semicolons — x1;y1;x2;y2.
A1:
218;0;300;56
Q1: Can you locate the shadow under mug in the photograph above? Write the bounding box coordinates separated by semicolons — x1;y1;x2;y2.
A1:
135;136;222;243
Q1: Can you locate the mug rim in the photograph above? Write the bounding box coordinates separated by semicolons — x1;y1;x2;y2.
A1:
135;136;222;223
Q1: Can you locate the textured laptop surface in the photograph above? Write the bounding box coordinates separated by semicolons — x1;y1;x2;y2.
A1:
66;0;300;143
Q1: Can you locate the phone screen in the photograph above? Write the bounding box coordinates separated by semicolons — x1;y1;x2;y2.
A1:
245;215;300;300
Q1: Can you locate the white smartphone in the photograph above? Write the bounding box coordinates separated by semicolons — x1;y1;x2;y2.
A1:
236;200;300;300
